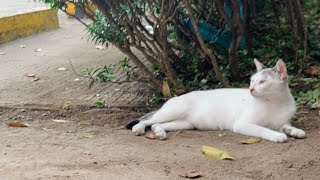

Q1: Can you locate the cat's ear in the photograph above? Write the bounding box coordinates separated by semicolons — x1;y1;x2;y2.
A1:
254;58;264;71
274;59;288;81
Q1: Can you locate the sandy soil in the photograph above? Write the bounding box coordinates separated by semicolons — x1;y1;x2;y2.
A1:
0;105;319;180
0;11;320;180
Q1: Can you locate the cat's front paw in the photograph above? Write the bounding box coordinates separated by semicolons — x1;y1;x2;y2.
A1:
268;133;287;143
152;125;167;140
132;123;146;136
281;125;306;139
290;129;306;139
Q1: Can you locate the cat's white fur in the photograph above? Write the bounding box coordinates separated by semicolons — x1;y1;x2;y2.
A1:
132;59;306;142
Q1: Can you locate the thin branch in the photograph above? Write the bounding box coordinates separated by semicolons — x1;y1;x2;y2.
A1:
183;0;230;87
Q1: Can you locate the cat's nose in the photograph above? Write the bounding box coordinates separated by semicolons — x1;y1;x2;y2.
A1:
249;87;255;93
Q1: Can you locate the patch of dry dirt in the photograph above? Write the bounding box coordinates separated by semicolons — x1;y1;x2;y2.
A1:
0;105;319;180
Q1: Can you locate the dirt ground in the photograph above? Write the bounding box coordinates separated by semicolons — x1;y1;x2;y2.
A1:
0;12;320;180
0;105;319;180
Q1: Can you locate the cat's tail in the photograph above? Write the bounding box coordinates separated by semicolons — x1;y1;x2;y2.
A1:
125;110;157;129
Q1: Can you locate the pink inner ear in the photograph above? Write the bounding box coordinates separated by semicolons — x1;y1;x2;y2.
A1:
276;60;287;81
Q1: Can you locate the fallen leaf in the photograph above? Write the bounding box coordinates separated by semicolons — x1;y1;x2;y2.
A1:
175;89;186;95
63;101;73;110
94;101;106;108
202;145;234;160
311;101;320;109
0;52;6;55
20;44;26;48
83;134;96;138
241;138;262;144
52;120;70;123
162;81;172;98
24;73;35;77
145;131;156;139
305;66;319;76
58;67;66;71
178;171;202;178
95;45;105;50
218;132;228;137
7;122;29;127
35;48;42;52
32;77;40;81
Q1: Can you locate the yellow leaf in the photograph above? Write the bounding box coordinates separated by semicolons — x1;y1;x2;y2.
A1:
63;101;73;110
7;122;29;127
202;146;234;160
240;138;262;144
162;81;171;98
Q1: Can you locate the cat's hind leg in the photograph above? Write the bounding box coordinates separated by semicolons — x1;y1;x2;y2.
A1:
132;102;187;136
151;121;194;140
281;124;306;139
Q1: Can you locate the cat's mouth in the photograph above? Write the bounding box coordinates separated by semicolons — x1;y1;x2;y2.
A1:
250;91;258;97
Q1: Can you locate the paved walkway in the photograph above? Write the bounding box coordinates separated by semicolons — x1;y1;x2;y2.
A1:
0;11;148;107
0;0;49;18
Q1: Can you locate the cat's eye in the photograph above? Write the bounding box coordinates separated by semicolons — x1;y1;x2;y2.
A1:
259;80;266;84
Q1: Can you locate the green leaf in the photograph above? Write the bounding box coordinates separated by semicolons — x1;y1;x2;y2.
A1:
94;101;107;108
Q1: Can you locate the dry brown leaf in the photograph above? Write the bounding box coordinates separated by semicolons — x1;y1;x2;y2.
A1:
7;122;29;127
35;48;42;52
145;131;156;139
24;73;35;77
175;89;186;95
305;66;319;76
162;81;172;98
178;171;202;178
241;138;262;144
32;77;40;81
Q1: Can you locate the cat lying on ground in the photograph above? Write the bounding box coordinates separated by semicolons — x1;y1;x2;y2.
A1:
126;59;306;142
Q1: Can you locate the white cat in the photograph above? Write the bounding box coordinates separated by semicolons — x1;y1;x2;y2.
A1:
128;59;306;142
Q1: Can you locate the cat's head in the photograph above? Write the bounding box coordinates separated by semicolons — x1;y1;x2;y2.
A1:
249;58;289;98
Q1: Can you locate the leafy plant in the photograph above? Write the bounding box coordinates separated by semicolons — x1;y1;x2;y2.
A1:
43;0;320;108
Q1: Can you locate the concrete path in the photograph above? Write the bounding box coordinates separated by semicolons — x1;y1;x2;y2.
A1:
0;0;49;18
0;11;148;107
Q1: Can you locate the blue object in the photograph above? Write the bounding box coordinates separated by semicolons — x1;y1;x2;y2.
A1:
185;0;246;49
